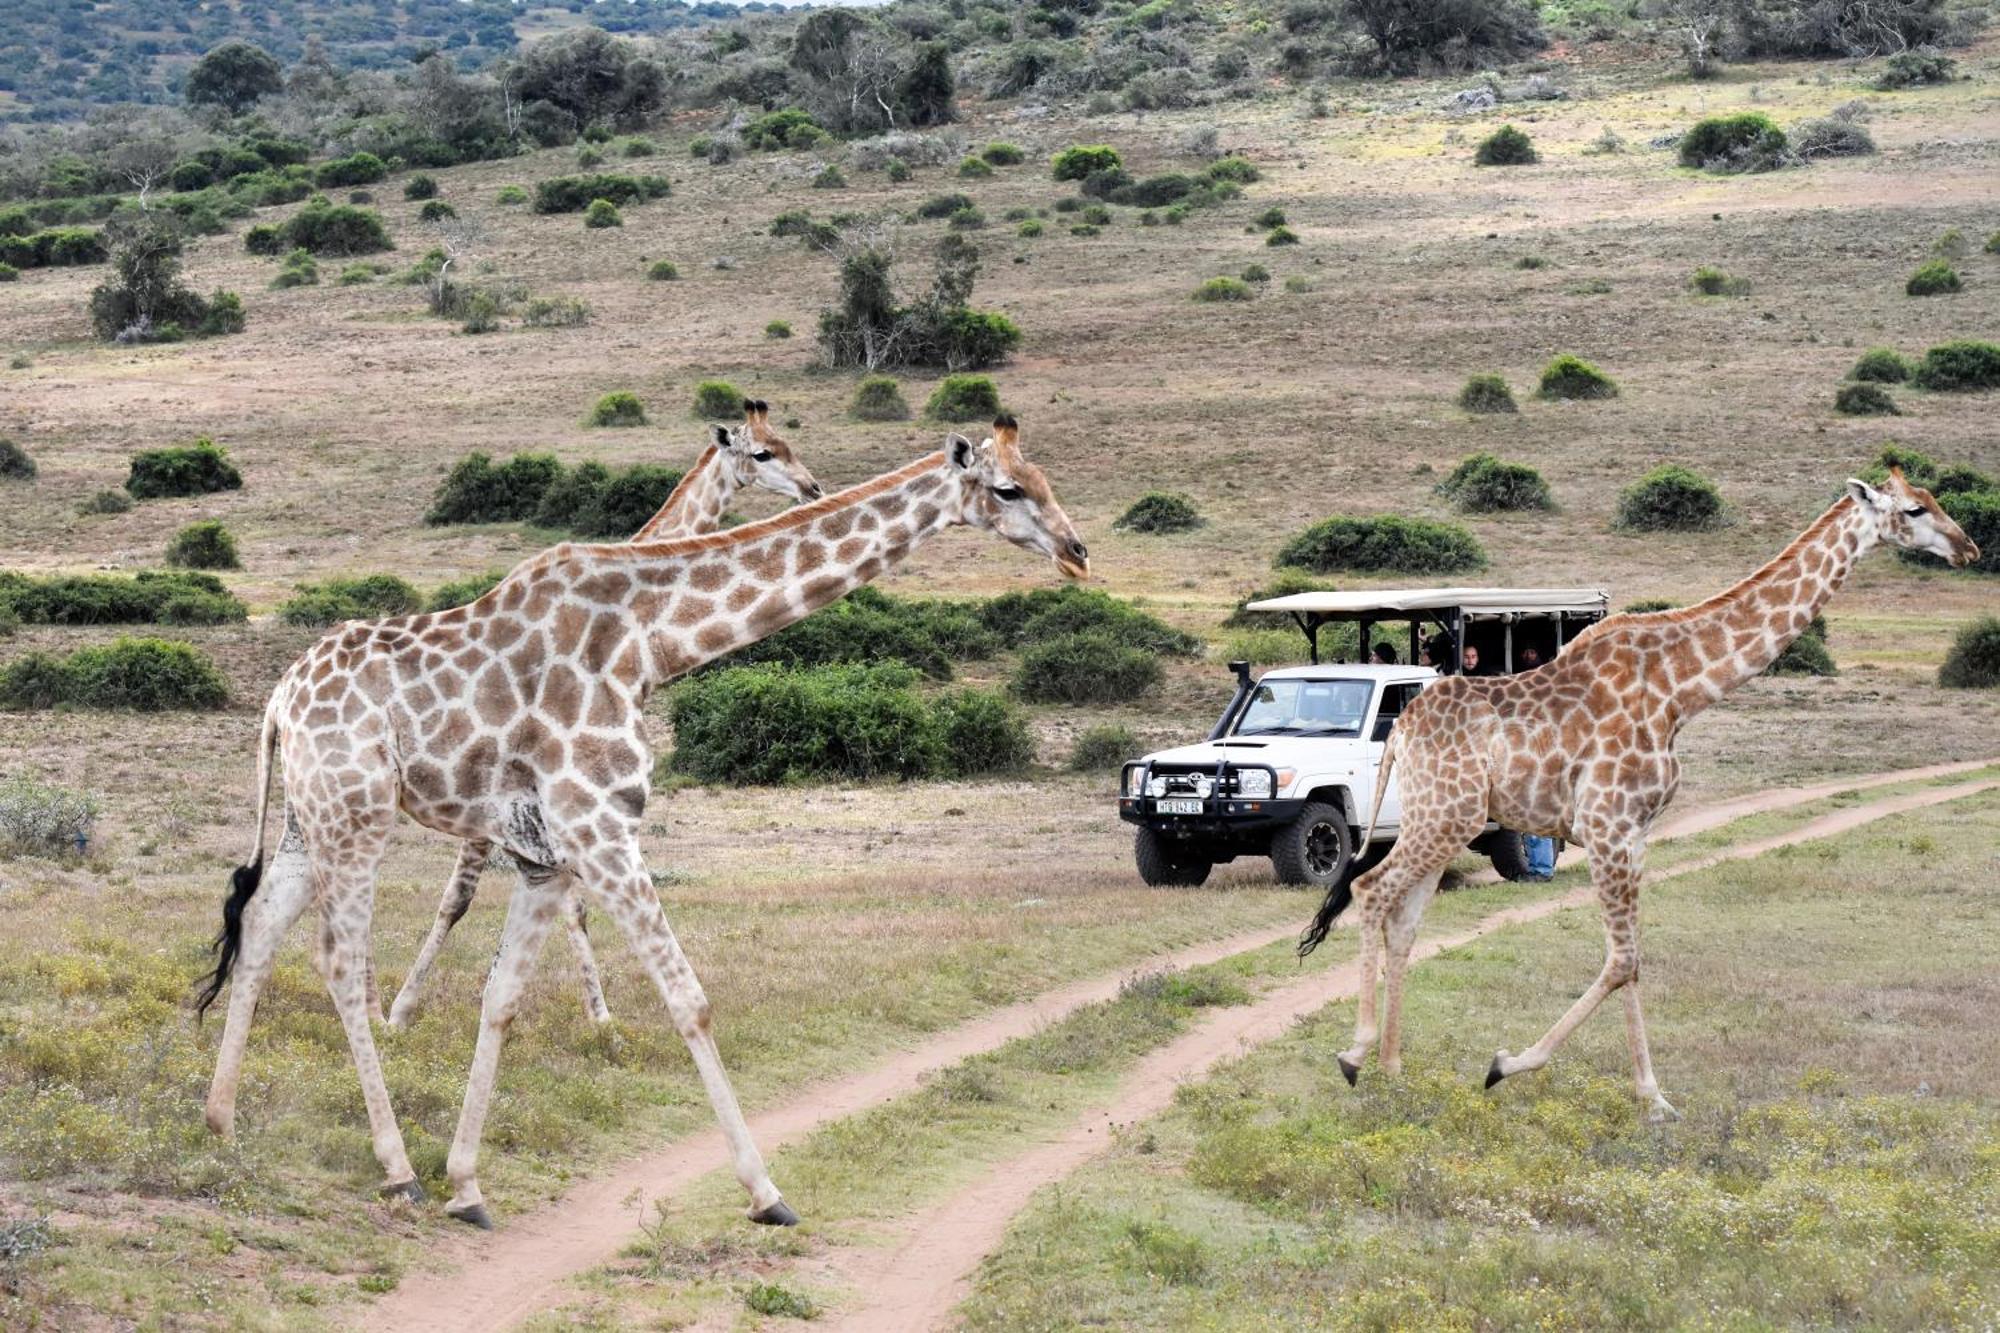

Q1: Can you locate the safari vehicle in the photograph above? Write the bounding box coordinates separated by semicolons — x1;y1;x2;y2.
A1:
1116;588;1609;888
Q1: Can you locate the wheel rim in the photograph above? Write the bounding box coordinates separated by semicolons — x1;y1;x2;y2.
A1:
1304;822;1342;877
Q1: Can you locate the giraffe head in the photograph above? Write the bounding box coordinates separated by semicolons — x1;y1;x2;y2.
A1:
947;415;1090;579
712;399;823;502
1846;468;1980;568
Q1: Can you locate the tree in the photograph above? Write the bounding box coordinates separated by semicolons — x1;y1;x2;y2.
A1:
1661;0;1726;77
508;27;665;132
185;41;284;114
897;42;957;127
88;215;209;341
109;137;182;209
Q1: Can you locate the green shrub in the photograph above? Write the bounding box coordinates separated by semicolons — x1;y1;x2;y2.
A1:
648;259;679;281
0;570;244;626
418;200;456;223
1274;515;1487;574
0;637;229;711
1791;118;1875;159
1911;341;2000;391
0;437;34;480
583;198;623;229
1458;374;1516;414
460;291;500;334
1109;174;1197;208
1265;226;1300;247
244;223;284;256
1689;266;1750;295
950;207;988;231
1069;223;1101;238
722;586;996;679
531;174;669;214
1939;617;2000;688
1013;630;1162;704
1615;465;1725;531
851;376;911;421
1241;264;1271;285
0;775;100;859
424;452;565;525
1017;219;1044;238
1115;492;1203;533
280;201;393;256
1070;724;1138;771
765;320;793;340
1474;125;1537;166
1988;231;2000;255
1877;50;1954;89
669;663;1028;783
278;574;423;627
125;439;241;499
886;159;912;182
1679;113;1787;171
79;489;132;515
812;164;847;189
1850;347;1910;383
1052;145;1123;181
270;247;318;289
1859;444;1995;496
1436;453;1553;512
164;520;240;570
958;156;994;180
691;380;743;418
403;175;438;201
1193;276;1252;303
1767;614;1836;676
522;297;591;328
0;262;16;282
744;1282;819;1320
497;185;529;205
314;152;386;188
980;586;1200;657
427;570;506;612
1834;382;1898;416
1537;354;1618;400
1906;260;1960;296
1078;204;1110;226
587;391;647;427
566;464;684;539
1205;156;1259;183
925;375;1002;421
982;142;1026;166
337;263;376;286
741;109;825;151
917;192;975;220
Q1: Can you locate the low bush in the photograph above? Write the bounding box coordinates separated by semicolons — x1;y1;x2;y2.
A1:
648;259;679;281
1115;492;1203;533
0;262;16;282
1052;145;1122;181
1877;50;1954;90
1070;724;1138;771
958;156;993;180
1193;276;1252;303
1474;125;1537;166
0;775;99;860
1265;226;1300;247
79;489;132;515
981;142;1025;166
1791;118;1875;159
1018;218;1044;238
1537;354;1618;400
765;319;792;339
1205;156;1259;183
0;570;244;626
1013;630;1162;704
531;174;669;214
742;109;826;151
314;152;386;188
427;570;506;612
1255;206;1287;229
270;248;318;289
668;663;1029;783
424;452;565;525
1989;231;2000;255
950;207;988;231
587;391;647;427
692;380;743;418
164;520;240;570
1078;204;1111;227
623;137;658;158
522;297;590;328
418;200;456;223
583;199;623;229
1458;374;1516;414
1241;264;1271;285
125;439;242;499
278;574;423;627
497;185;529;205
0;437;34;480
925;375;1002;421
1850;347;1910;383
1679;113;1788;172
1275;515;1487;573
812;164;847;189
1436;453;1553;512
1834;382;1898;416
460;291;500;334
0;637;229;711
337;263;376;286
244;223;283;256
563;464;683;539
280;201;393;256
980;585;1200;657
1861;445;1994;497
851;376;911;421
1939;617;2000;689
917;192;975;220
1905;260;1960;296
1767;614;1835;676
403;174;438;201
1615;464;1724;531
1689;266;1750;296
1911;341;2000;391
723;586;996;680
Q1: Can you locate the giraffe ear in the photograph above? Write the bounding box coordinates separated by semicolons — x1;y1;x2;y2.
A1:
947;434;979;471
1845;477;1887;510
713;424;735;449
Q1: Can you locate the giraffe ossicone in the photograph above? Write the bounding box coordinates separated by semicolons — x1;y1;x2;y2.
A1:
1300;467;1976;1121
196;416;1087;1229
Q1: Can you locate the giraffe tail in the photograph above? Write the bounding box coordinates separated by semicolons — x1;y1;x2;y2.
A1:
1299;730;1397;958
194;695;279;1019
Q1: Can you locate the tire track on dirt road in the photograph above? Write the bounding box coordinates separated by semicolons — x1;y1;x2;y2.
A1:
814;772;2000;1333
359;760;1995;1331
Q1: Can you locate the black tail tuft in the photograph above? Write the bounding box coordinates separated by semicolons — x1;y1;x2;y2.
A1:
1297;880;1353;958
194;857;263;1019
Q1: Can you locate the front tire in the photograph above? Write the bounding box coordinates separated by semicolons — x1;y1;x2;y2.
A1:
1271;801;1352;888
1135;826;1212;887
1472;828;1531;881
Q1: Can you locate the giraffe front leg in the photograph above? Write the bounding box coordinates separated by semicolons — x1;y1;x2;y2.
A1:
388;839;490;1030
317;879;421;1198
560;883;613;1025
1621;984;1678;1122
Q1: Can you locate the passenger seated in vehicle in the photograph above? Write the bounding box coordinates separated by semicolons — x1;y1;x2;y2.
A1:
1371;642;1398;665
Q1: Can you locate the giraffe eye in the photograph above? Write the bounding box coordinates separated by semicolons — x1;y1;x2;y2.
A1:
753;450;774;462
992;484;1025;502
1903;506;1925;517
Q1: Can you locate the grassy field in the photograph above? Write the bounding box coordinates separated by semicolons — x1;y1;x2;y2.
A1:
1;26;1998;1332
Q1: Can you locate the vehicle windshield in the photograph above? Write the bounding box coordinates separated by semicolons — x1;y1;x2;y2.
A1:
1233;678;1374;737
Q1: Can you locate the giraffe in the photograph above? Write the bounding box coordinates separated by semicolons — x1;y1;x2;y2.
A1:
384;398;822;1030
196;417;1087;1228
1299;469;1978;1121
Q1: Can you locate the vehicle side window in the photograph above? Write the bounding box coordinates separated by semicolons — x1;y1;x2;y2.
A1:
1371;683;1421;742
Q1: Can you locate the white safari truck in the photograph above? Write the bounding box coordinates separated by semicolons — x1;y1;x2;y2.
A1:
1116;588;1609;888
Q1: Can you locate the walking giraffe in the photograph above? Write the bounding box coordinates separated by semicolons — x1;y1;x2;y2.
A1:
385;398;822;1029
1300;469;1978;1120
197;417;1088;1227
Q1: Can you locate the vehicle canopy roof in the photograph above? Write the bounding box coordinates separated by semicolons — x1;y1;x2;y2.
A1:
1243;587;1609;619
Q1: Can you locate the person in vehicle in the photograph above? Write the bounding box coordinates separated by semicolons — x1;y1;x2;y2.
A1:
1461;643;1488;676
1371;642;1398;665
1518;644;1544;670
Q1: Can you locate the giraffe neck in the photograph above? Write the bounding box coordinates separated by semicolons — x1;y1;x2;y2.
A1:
632;445;735;541
1659;495;1875;720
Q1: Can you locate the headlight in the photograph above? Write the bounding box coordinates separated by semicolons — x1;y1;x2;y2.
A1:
1191;775;1214;799
1145;775;1168;798
1121;765;1143;797
1235;769;1273;799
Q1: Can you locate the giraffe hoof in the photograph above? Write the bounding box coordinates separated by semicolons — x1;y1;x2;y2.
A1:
749;1200;800;1227
1335;1055;1360;1088
380;1178;427;1205
1484;1055;1507;1090
447;1202;494;1230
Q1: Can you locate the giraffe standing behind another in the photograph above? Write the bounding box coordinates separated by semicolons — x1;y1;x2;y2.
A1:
385;398;822;1029
196;418;1088;1229
1300;469;1979;1120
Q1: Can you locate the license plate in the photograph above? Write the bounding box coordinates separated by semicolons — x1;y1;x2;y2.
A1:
1156;798;1204;815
